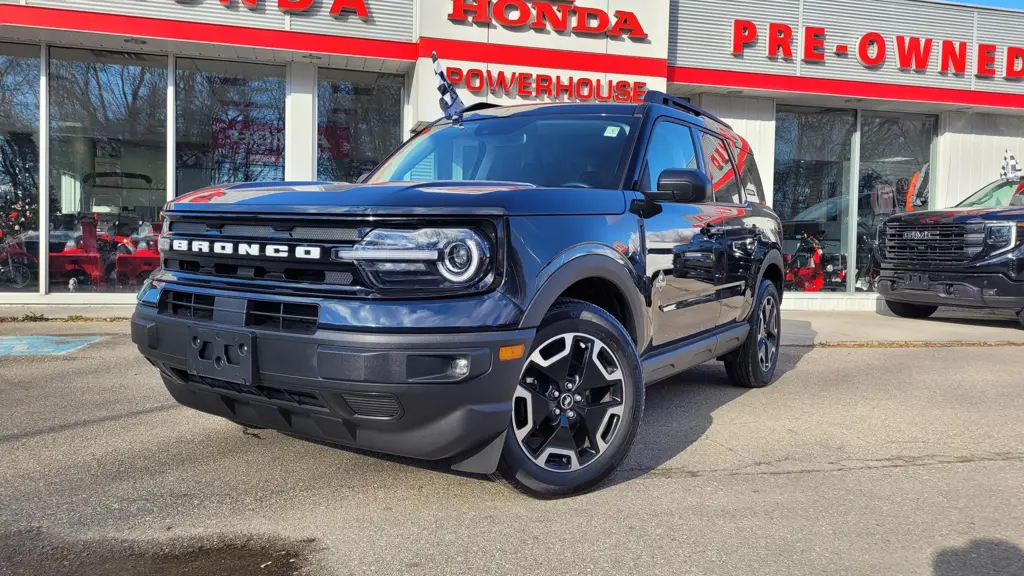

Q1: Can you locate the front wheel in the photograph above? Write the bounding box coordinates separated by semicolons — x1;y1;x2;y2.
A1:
884;299;937;319
497;298;644;498
724;279;782;389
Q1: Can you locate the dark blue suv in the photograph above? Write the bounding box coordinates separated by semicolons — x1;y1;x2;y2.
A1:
132;91;785;497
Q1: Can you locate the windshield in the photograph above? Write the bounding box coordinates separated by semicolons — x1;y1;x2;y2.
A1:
368;114;639;189
956;179;1024;208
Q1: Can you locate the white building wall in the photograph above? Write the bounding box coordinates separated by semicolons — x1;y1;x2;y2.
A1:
935;112;1024;207
694;93;777;204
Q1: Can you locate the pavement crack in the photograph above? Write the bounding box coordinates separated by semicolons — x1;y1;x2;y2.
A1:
628;452;1024;481
242;427;264;440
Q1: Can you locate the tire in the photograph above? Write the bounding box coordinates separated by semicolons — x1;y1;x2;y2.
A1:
724;279;781;389
5;264;31;290
884;299;937;319
496;298;644;498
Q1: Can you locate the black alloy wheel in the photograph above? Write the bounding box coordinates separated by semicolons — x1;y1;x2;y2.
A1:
497;299;644;498
724;279;782;389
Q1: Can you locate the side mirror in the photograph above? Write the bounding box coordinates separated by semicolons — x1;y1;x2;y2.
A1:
356;172;370;184
650;169;711;204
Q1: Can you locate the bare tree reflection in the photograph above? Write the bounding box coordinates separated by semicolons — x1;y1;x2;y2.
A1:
176;58;286;193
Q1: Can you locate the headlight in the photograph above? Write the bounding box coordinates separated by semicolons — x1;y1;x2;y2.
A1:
985;223;1015;251
335;228;494;292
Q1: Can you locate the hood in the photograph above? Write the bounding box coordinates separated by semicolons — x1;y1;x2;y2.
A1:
167;181;627;217
885;205;1024;225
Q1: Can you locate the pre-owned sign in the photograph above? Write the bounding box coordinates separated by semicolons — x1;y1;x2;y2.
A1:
448;0;647;40
445;66;647;102
732;19;1024;79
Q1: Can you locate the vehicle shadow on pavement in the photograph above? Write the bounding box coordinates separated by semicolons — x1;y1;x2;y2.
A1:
605;319;816;488
932;539;1024;576
879;307;1021;329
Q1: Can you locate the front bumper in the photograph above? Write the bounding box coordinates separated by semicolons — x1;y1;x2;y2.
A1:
878;269;1024;310
132;305;534;473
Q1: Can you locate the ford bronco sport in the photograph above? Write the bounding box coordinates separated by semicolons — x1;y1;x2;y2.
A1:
132;91;785;497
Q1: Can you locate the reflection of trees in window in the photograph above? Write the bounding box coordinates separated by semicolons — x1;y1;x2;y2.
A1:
860;114;935;212
773;107;855;222
48;49;167;217
0;45;39;233
316;71;402;183
176;59;286;192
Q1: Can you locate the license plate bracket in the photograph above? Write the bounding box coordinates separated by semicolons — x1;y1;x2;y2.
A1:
186;326;255;385
905;273;930;291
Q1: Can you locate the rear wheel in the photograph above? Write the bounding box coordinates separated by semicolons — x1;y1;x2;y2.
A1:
3;264;31;290
884;299;937;319
497;298;644;498
724;279;781;389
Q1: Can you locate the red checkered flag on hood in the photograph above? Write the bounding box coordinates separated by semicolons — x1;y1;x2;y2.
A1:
1002;150;1022;180
432;52;466;121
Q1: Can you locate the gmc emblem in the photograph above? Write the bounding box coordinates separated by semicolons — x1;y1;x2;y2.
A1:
902;231;937;240
170;239;323;260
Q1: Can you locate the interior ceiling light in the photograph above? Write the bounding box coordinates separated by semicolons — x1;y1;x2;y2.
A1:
726;90;743;95
123;38;148;46
302;54;323;61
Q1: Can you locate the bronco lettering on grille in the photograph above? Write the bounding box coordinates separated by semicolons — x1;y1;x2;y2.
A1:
170;239;323;260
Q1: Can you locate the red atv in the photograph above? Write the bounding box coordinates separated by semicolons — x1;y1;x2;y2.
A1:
784;232;848;292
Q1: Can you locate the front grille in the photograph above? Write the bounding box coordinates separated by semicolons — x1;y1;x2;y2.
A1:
159;290;320;334
340;392;403;419
246;300;320;334
163;216;367;293
169;220;362;242
161;290;215;321
883;222;985;265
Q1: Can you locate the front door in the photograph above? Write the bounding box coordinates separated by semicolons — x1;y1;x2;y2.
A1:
640;119;722;348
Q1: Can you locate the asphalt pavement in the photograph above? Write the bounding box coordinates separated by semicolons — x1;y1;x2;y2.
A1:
1;320;1023;575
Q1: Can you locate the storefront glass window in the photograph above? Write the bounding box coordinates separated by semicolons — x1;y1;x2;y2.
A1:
773;106;856;293
48;48;167;293
0;43;40;293
176;58;286;194
856;112;936;292
317;69;403;183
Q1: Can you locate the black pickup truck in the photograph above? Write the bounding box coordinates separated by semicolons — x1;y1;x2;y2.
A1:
132;92;785;497
878;176;1024;326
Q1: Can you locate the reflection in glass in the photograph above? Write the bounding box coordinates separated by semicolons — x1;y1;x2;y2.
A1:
317;69;403;183
0;43;40;293
176;58;285;194
773;106;855;293
857;113;936;292
49;48;167;293
957;179;1024;208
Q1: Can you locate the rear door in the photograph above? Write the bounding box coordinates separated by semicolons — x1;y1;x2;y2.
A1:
695;129;759;326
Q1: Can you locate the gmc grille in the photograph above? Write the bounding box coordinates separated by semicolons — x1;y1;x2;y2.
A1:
883;222;985;266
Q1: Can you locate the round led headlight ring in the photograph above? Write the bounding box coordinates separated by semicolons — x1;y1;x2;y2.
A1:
439;236;484;283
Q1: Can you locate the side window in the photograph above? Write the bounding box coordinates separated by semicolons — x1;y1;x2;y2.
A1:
698;131;743;204
641;120;699;193
726;137;766;204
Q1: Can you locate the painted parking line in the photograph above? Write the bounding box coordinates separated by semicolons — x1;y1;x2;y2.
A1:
0;336;104;356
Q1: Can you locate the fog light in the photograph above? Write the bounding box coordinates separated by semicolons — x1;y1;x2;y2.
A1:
450;357;470;378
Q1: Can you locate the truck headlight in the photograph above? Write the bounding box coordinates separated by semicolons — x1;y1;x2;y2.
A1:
335;228;494;291
985;223;1016;252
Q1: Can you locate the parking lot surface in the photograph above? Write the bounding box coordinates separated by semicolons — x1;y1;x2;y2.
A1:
1;324;1023;575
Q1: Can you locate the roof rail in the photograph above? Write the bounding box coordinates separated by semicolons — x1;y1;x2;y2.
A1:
462;102;503;114
642;90;732;129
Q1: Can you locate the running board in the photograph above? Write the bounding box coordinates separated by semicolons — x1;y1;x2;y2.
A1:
641;323;750;386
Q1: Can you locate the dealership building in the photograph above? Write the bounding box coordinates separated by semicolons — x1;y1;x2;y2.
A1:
1;0;1023;310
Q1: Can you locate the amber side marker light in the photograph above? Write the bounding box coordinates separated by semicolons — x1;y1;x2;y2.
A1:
499;345;525;361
